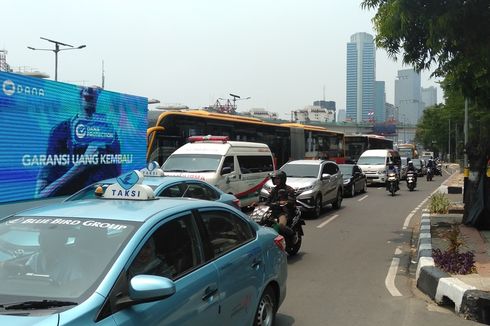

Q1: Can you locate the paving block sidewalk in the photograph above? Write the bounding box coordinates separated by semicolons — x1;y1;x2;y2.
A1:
416;168;490;324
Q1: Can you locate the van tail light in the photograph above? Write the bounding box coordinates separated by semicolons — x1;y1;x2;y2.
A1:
274;235;286;252
233;198;241;208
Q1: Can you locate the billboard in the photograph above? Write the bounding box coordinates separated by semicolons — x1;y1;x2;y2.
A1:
0;72;147;203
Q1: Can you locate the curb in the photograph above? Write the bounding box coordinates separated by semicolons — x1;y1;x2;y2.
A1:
415;208;490;324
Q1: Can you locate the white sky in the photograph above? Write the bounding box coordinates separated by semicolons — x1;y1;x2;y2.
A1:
2;0;443;117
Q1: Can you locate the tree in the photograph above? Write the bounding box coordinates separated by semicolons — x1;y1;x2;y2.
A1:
361;0;490;226
361;0;490;105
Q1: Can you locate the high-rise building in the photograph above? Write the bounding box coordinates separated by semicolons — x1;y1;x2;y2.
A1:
346;32;376;123
313;100;336;120
421;86;437;108
395;69;423;125
337;109;346;122
375;81;386;122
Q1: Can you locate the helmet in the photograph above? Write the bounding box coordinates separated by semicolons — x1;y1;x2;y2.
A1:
270;170;287;185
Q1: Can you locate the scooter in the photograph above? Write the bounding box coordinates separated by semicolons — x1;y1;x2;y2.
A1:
250;203;305;256
435;163;443;176
386;172;399;196
406;171;417;191
426;167;433;181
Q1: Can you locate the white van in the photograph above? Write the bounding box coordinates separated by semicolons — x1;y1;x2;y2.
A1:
162;136;274;207
356;149;401;184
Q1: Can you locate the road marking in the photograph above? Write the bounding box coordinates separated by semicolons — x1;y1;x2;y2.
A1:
316;214;339;228
385;254;403;297
358;195;368;202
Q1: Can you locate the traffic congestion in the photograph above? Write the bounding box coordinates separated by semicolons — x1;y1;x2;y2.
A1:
0;130;454;325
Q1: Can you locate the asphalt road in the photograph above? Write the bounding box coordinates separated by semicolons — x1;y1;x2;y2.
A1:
276;172;480;326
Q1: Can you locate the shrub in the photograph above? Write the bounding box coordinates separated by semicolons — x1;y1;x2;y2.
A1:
432;226;476;274
429;192;451;214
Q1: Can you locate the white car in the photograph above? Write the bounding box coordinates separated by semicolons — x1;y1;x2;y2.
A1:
260;160;343;218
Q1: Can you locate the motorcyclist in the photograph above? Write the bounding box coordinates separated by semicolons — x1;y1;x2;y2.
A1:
266;171;297;240
426;158;435;171
386;162;400;191
406;160;418;182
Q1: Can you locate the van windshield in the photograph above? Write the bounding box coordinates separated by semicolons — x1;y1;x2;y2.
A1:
163;154;221;172
357;156;386;165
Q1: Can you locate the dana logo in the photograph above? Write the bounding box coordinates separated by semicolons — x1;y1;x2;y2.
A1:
2;79;45;97
75;123;87;139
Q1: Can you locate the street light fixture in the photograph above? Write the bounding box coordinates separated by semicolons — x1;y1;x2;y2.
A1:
229;93;251;111
27;37;86;81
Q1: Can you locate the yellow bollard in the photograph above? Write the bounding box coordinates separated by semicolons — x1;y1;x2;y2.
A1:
464;167;470;178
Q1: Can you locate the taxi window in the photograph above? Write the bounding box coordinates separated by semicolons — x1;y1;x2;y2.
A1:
128;214;202;280
199;210;254;258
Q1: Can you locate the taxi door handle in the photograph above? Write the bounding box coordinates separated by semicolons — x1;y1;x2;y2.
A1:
202;286;218;301
251;258;262;269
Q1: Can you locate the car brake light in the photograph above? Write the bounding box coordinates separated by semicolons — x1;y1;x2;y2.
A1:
274;235;286;252
188;135;229;143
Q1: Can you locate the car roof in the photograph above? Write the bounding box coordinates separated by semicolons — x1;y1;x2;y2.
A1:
12;197;229;223
96;176;213;187
284;159;334;165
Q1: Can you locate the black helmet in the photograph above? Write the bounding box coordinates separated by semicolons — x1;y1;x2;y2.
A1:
271;170;287;185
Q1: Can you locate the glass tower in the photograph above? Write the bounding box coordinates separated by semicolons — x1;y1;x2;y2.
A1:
346;33;376;123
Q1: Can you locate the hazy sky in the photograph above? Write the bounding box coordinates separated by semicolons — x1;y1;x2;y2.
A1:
2;0;442;117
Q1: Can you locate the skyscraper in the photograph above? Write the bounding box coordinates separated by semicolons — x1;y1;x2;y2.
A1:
395;69;423;125
346;32;376;123
375;81;386;122
421;86;437;108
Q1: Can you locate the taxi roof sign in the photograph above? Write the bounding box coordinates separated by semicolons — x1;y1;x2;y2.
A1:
102;170;155;200
141;161;165;177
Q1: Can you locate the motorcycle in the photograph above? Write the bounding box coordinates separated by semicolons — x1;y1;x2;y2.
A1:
249;203;305;256
386;171;399;196
406;171;417;191
426;167;433;181
435;163;443;176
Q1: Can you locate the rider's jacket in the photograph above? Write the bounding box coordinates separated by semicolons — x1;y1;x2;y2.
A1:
266;184;296;218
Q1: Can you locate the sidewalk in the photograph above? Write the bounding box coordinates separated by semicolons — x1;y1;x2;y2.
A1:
415;166;490;324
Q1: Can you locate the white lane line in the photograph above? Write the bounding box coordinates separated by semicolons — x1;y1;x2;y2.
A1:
385;255;403;296
316;214;339;228
358;195;368;202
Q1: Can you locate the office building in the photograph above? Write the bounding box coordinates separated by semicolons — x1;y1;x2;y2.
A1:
395;69;423;125
346;32;376;123
421;86;437;108
375;81;386;122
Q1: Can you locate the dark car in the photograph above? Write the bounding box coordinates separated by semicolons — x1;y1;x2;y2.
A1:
411;159;424;176
338;164;367;197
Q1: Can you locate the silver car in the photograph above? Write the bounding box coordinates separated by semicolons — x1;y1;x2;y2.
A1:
260;160;343;218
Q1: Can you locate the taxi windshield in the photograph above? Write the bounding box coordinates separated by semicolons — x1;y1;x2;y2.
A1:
0;216;138;305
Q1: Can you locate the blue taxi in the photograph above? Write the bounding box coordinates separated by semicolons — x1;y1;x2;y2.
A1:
0;170;287;325
65;162;241;209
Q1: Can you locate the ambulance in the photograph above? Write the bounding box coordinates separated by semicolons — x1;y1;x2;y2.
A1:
161;136;275;207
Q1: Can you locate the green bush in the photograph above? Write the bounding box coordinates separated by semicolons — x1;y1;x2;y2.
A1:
429;192;451;214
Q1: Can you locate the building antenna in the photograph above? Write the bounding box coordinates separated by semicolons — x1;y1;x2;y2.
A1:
101;60;105;89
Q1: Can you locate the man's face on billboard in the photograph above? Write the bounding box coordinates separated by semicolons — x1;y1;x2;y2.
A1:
81;88;98;116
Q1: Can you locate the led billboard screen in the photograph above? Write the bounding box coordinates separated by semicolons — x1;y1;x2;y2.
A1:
0;72;147;203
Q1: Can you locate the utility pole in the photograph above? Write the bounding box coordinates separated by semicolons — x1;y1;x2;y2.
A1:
448;119;451;162
464;98;469;170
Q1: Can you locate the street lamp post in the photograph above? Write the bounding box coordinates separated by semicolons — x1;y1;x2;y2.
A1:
28;37;86;81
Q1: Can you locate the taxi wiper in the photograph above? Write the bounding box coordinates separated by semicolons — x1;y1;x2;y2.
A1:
165;169;187;172
4;300;77;310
